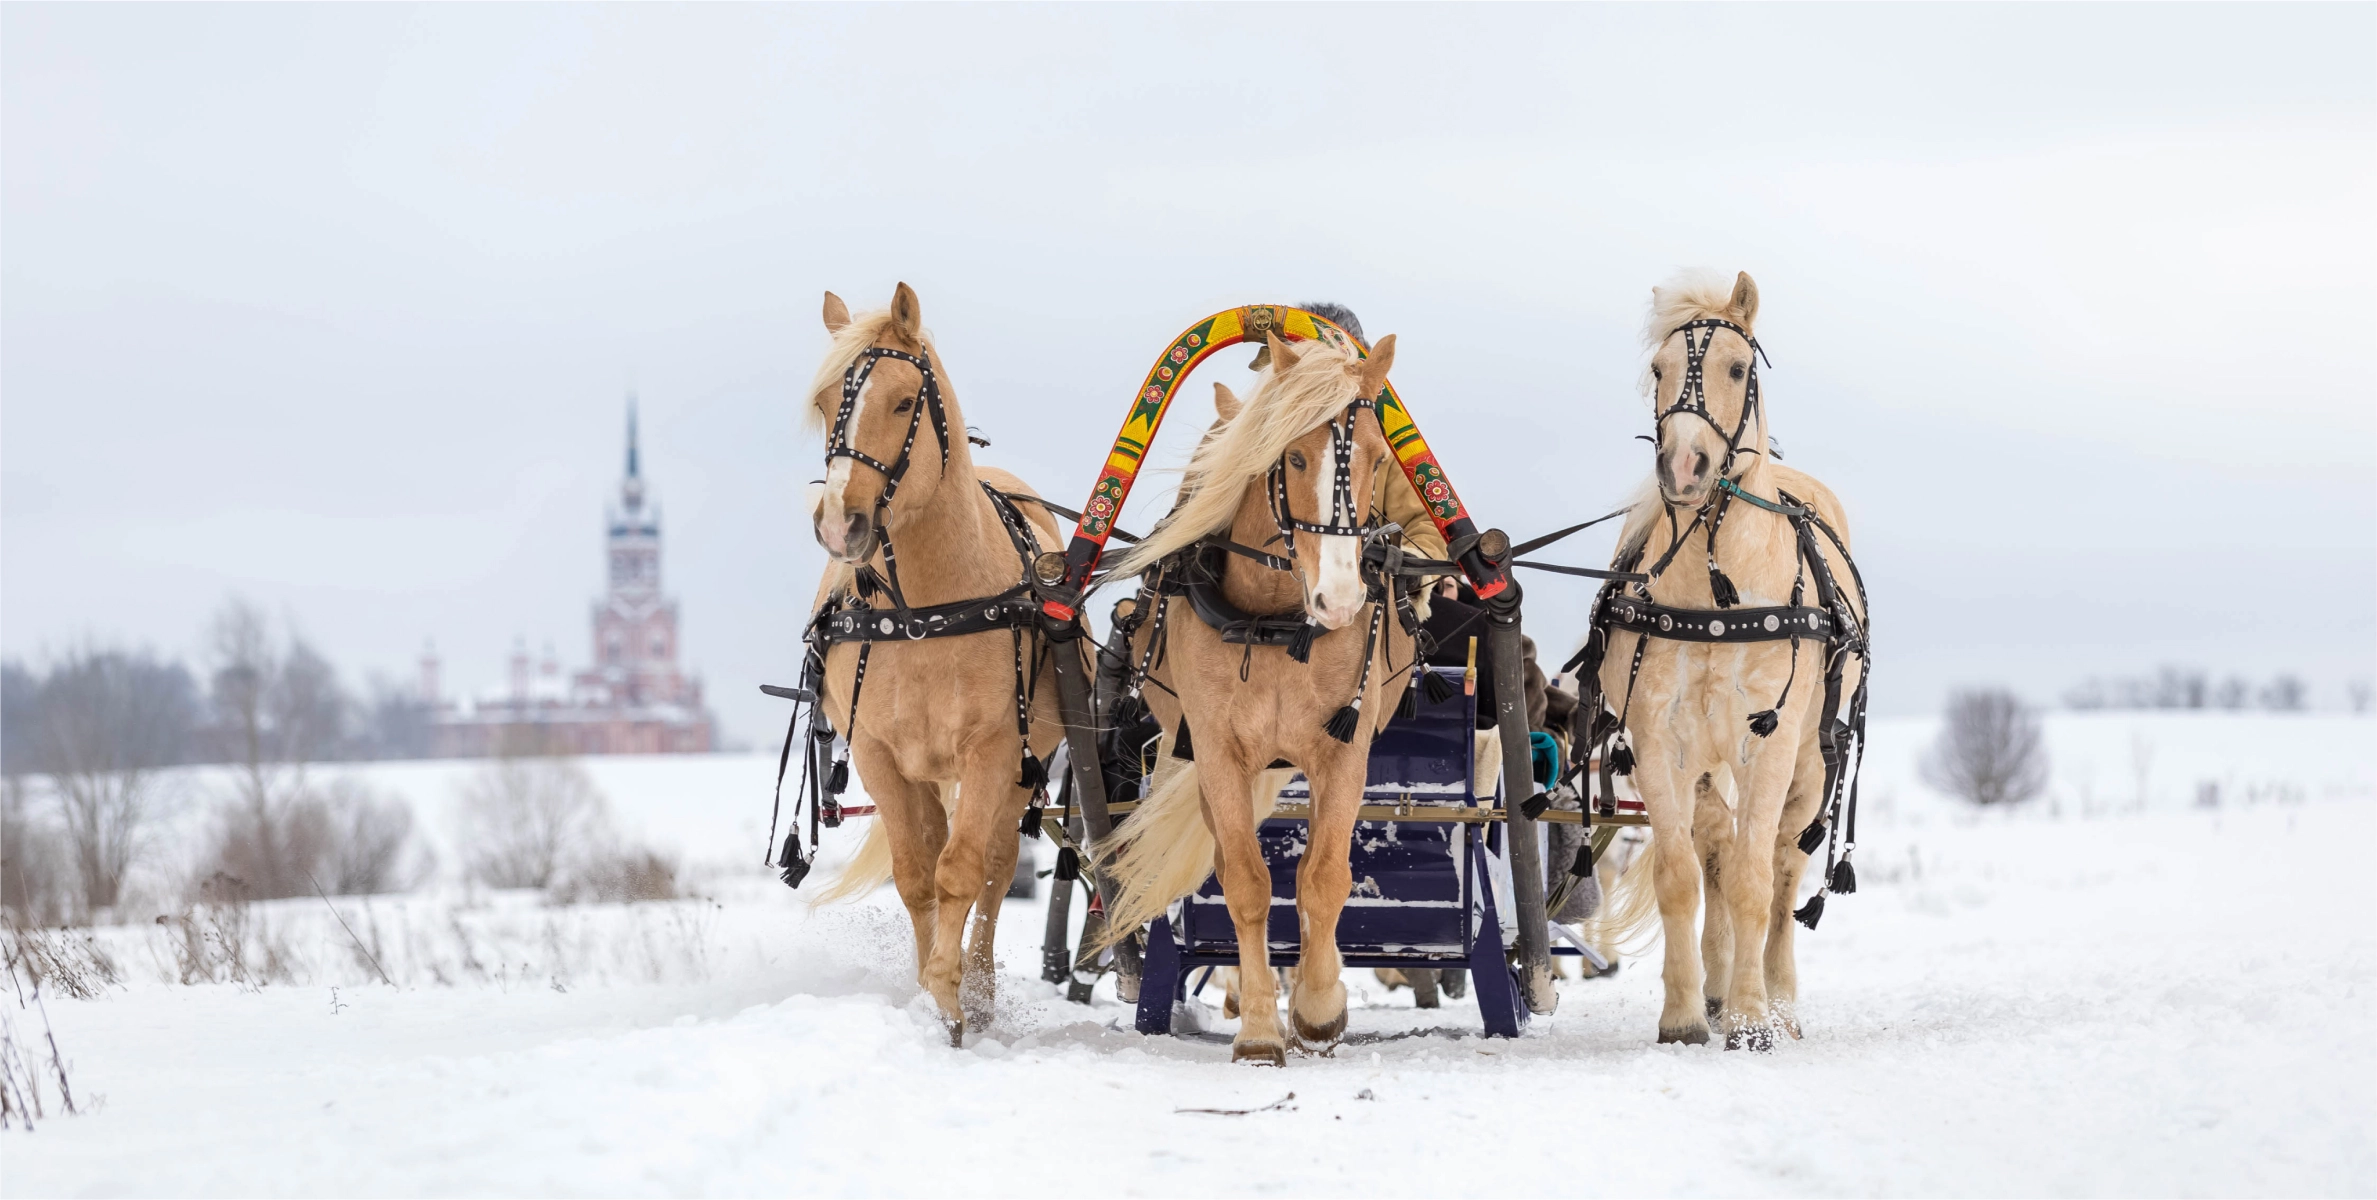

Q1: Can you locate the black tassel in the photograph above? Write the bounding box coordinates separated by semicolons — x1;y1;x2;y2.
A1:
1520;791;1554;820
1830;857;1857;895
1421;667;1456;705
853;569;886;602
1170;717;1195;761
1709;565;1740;609
1286;621;1318;664
1019;806;1044;838
1053;847;1081;882
1794;892;1825;930
1747;708;1780;737
1018;752;1048;793
825;758;850;796
1609;743;1635;776
1323;703;1361;744
1569;841;1595;878
1109;691;1148;732
1797;819;1827;855
777;832;812;890
1395;682;1418;721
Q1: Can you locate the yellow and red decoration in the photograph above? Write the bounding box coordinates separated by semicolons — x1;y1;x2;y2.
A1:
1052;305;1506;613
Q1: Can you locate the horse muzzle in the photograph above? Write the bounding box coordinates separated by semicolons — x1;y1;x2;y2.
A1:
816;510;878;563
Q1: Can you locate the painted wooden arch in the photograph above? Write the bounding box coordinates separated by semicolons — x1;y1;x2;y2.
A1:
1054;305;1504;608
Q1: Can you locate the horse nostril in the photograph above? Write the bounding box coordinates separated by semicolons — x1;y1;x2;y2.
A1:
1692;451;1710;481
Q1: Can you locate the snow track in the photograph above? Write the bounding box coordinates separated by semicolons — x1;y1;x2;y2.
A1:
6;717;2373;1196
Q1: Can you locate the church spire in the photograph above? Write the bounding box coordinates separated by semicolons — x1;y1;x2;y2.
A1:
620;395;646;511
625;395;641;480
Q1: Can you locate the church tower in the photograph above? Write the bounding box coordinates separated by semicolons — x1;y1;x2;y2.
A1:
436;396;714;757
586;396;693;716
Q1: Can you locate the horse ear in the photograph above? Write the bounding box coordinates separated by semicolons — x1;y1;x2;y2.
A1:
1729;272;1760;328
1357;334;1397;398
823;292;851;334
1267;331;1303;373
890;282;923;339
1213;382;1241;421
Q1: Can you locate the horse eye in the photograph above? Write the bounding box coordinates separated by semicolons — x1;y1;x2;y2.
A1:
1729;363;1745;382
894;395;916;414
1651;366;1663;380
1288;451;1308;471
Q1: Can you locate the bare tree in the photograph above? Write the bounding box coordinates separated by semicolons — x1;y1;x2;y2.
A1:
1;780;71;926
455;735;609;890
355;678;435;760
2257;674;2307;712
317;781;430;895
1;663;42;776
33;647;199;912
1922;688;2050;807
2352;679;2373;715
202;600;353;900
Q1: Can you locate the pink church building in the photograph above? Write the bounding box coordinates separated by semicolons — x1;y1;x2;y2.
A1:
426;402;716;757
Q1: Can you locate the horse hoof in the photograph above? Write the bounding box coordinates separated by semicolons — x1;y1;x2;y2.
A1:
1232;1039;1287;1067
1724;1023;1775;1053
1292;1006;1348;1047
944;1015;965;1048
1658;1023;1711;1046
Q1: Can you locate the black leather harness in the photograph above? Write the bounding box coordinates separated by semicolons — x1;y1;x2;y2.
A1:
1560;318;1875;930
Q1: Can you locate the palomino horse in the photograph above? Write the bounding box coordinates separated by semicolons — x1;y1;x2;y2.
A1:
1586;271;1868;1049
1095;329;1412;1065
800;283;1077;1042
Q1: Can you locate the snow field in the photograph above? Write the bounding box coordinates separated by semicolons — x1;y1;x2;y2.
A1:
3;713;2371;1196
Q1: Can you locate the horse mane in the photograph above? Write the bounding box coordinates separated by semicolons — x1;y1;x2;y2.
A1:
801;307;940;433
1110;332;1368;576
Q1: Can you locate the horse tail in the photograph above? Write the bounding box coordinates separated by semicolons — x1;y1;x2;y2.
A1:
1092;763;1291;949
1584;830;1665;954
808;814;896;906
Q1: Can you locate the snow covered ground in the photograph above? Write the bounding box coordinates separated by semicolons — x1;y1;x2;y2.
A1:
6;713;2373;1196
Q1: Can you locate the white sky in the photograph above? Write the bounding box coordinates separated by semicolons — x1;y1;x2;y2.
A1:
5;3;2372;744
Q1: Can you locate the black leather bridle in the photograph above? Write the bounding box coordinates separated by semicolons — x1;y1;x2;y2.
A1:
1653;318;1770;487
1266;396;1381;554
824;346;952;608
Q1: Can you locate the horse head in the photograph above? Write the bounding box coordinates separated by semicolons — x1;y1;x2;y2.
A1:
1117;327;1397;630
1645;270;1764;509
805;283;960;563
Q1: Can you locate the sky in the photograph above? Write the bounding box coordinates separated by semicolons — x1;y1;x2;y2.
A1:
4;3;2373;746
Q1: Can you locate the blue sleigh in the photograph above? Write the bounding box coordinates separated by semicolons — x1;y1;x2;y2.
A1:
1120;664;1538;1039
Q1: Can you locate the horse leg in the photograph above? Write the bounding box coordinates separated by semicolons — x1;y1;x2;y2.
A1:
1201;752;1286;1065
1765;731;1828;1038
961;781;1026;1030
1636;760;1711;1044
858;742;947;990
1691;772;1733;1023
917;748;1023;1044
1718;741;1796;1051
1288;758;1362;1049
